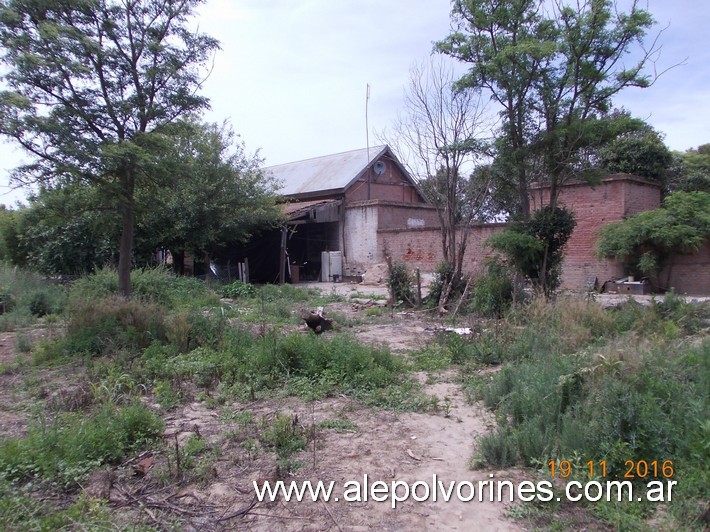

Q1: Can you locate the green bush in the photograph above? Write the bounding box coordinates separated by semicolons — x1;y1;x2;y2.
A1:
28;292;51;317
139;329;414;406
0;479;111;530
469;260;514;317
426;261;466;307
69;266;218;309
64;296;167;357
469;298;709;529
221;280;258;298
0;403;163;487
387;261;414;306
0;266;66;330
260;413;307;459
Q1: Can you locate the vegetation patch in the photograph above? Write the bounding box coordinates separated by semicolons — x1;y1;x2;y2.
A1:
0;403;163;488
467;296;709;528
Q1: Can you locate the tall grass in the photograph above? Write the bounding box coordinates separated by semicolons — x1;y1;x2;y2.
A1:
69;266;219;309
469;296;710;528
0;403;163;487
139;329;414;405
0;265;66;331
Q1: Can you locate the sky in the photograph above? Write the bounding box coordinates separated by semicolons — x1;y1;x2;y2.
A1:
1;0;708;207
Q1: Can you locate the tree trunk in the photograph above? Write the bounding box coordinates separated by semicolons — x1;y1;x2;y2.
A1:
118;172;135;298
438;278;453;315
172;250;185;275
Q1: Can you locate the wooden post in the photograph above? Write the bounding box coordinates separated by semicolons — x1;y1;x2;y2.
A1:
204;252;212;287
416;268;422;308
279;226;287;284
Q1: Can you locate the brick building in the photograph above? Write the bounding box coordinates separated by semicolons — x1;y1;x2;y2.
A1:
249;145;439;283
233;146;708;294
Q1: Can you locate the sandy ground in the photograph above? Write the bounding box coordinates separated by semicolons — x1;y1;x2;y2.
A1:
0;314;522;531
149;371;519;531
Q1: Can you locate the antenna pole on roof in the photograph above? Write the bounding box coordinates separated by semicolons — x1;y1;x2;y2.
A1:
366;83;371;200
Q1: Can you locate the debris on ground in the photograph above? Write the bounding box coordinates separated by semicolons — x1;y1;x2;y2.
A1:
300;307;333;334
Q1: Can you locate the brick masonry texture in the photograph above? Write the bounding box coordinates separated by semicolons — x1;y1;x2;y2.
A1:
365;175;708;295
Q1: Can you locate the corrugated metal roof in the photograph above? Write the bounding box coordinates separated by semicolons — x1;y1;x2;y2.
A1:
266;145;388;197
281;198;339;219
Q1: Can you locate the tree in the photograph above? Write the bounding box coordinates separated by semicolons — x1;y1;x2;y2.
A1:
597;191;710;289
598;127;673;182
137;118;283;274
437;0;658;291
666;144;710;194
7;183;119;275
487;205;576;296
0;205;22;265
0;0;219;296
382;58;491;310
436;0;658;218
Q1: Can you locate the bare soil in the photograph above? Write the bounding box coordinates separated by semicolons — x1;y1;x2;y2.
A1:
0;300;527;531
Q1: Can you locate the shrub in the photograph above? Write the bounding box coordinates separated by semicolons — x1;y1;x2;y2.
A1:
426;261;466;307
221;280;258;298
0;266;66;330
487;205;576;296
69;266;218;309
386;261;414;306
469;297;709;529
260;413;307;459
0;403;163;487
469;260;514;317
0;480;110;530
65;296;167;357
28;292;51;317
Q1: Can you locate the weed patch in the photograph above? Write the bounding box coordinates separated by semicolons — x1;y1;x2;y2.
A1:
467;297;709;528
0;403;163;488
69;266;218;309
0;266;66;331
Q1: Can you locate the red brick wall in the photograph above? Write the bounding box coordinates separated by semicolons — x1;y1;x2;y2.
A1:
530;176;663;290
344;162;423;203
660;242;710;295
377;224;507;274
344;174;709;295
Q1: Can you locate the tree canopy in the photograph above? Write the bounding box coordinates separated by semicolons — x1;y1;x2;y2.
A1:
0;118;284;277
597;191;710;288
666;144;710;194
487;205;576;296
598;126;673;182
0;0;219;295
437;0;658;218
137;119;284;271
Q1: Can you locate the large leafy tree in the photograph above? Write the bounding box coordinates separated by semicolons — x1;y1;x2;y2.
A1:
0;0;219;295
598;127;673;182
666;144;710;194
138;119;284;274
436;0;658;218
4;183;119;275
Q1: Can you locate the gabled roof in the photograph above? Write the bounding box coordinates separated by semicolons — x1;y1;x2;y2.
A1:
266;145;412;198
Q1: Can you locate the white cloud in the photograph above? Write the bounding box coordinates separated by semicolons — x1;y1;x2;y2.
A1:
1;0;708;206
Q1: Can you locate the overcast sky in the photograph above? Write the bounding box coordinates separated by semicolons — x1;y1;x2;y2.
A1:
1;0;708;206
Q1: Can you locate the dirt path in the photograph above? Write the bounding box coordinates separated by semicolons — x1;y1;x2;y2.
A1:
396;379;518;530
145;366;519;530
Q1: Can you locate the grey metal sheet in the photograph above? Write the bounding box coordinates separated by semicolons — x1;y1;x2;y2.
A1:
266;145;387;197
